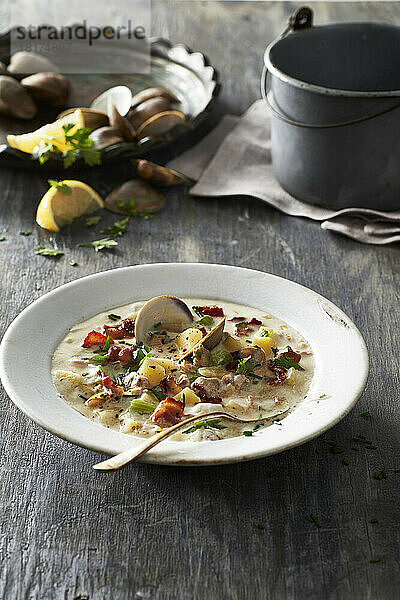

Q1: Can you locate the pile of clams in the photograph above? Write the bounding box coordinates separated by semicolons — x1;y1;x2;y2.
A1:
60;85;186;150
0;51;71;119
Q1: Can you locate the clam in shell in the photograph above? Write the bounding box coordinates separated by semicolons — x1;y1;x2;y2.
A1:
7;51;59;78
0;76;37;119
90;85;132;117
136;110;186;141
130;87;179;112
181;319;226;360
105;179;166;214
21;72;71;107
135;296;194;345
135;159;190;186
128;96;172;130
89;126;125;150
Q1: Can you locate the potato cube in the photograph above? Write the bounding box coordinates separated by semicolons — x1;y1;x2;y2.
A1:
174;387;201;406
149;357;175;373
138;357;166;387
252;327;275;356
175;328;204;353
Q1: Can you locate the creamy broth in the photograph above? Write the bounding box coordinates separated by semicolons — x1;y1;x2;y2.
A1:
52;298;314;441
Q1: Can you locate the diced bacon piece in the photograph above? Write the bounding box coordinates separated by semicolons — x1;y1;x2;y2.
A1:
105;345;121;362
234;318;261;337
191;382;222;404
248;318;262;325
160;373;182;396
279;347;302;364
103;318;135;340
193;305;224;317
152;397;185;427
82;330;108;348
265;361;288;386
117;347;133;365
102;375;124;399
229;316;246;322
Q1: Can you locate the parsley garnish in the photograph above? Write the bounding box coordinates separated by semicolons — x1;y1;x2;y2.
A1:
88;354;108;365
48;179;72;195
69;259;78;266
102;216;130;237
360;411;371;418
19;231;32;236
242;430;253;437
108;313;121;322
151;385;166;402
85;215;101;227
370;558;381;564
0;236;6;242
38;126;101;168
342;458;349;466
305;514;321;528
327;441;345;454
373;471;387;480
77;238;118;252
370;518;378;524
189;372;201;383
255;524;265;530
236;356;262;380
35;246;64;257
114;198;157;219
274;352;304;371
183;419;226;434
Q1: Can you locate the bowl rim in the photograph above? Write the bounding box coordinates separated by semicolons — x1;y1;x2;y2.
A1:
0;263;369;466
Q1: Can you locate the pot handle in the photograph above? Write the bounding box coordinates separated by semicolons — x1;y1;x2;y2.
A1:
261;6;400;129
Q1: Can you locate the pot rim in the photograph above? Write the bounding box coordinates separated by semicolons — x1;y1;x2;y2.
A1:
264;22;400;98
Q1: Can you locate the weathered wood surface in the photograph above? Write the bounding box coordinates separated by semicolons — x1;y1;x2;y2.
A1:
1;2;399;599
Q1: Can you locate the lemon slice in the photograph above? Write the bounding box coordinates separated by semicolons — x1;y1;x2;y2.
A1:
36;180;104;232
7;109;84;155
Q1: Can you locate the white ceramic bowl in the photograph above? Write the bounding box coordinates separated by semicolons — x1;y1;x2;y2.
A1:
0;263;369;466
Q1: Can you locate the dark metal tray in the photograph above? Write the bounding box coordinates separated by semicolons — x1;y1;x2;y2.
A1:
0;32;220;169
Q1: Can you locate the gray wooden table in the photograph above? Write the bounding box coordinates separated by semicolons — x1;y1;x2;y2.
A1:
1;2;399;599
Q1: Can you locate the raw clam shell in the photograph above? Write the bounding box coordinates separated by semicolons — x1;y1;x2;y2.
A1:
90;85;132;117
135;296;194;345
135;159;190;186
57;107;109;131
89;126;125;149
7;51;59;78
128;96;172;130
136;110;186;140
0;76;37;119
21;72;71;107
105;179;166;214
130;86;179;111
107;102;135;140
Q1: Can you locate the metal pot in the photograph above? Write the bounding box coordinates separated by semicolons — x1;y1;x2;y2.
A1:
262;7;400;210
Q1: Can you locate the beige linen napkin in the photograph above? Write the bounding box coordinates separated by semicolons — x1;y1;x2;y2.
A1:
167;100;400;245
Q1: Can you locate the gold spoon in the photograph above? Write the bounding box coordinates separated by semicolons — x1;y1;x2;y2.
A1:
93;408;289;471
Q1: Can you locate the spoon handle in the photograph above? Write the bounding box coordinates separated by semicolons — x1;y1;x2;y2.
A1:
93;411;228;471
93;408;288;471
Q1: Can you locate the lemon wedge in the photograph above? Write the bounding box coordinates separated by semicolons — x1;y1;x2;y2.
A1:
36;180;104;232
7;109;84;155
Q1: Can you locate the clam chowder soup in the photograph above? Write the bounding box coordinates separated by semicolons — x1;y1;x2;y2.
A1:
52;296;314;441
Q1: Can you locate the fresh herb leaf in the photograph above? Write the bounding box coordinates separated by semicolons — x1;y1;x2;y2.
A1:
102;216;130;237
0;236;6;242
373;471;387;480
62;125;101;168
88;354;108;365
114;198;157;219
271;347;278;357
189;372;201;383
48;179;72;195
370;518;378;524
342;458;349;466
85;215;101;227
360;411;371;418
236;356;257;375
108;313;121;322
151;385;166;402
259;327;274;337
305;514;321;528
183;419;226;434
255;524;265;530
77;238;118;252
35;246;64;257
370;558;381;564
69;259;78;266
274;354;304;371
19;231;32;236
102;336;110;352
209;350;233;367
242;430;253;437
327;441;345;455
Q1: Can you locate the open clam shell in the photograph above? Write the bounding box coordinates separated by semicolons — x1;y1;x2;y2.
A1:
181;318;226;360
134;159;190;186
136;110;186;140
135;296;194;345
90;85;132;117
